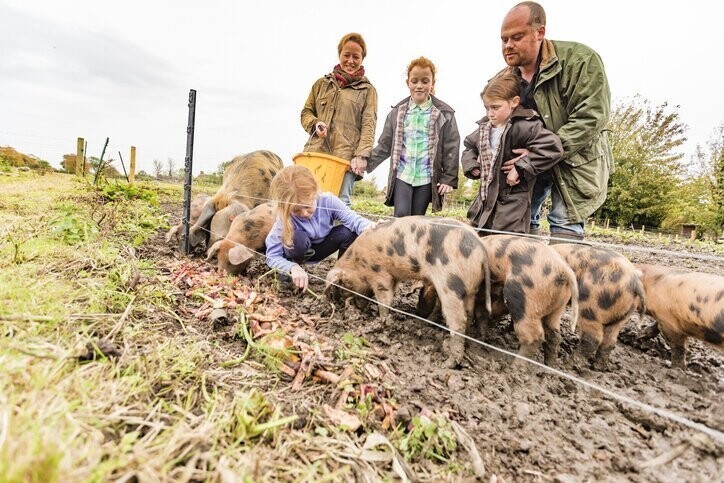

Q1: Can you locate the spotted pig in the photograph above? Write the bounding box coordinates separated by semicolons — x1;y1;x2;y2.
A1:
636;264;724;369
206;202;275;275
189;150;282;248
208;201;249;247
478;235;579;367
165;194;210;247
325;216;491;369
552;244;645;370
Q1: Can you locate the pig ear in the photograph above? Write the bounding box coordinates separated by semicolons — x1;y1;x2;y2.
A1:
206;240;222;261
228;245;253;266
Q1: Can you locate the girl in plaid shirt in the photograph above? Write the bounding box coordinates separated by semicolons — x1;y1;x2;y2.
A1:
367;57;460;217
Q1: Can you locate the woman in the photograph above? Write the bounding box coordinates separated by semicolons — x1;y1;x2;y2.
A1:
300;32;378;206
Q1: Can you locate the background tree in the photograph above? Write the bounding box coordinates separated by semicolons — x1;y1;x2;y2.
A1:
152;158;163;178
596;96;687;227
167;157;176;178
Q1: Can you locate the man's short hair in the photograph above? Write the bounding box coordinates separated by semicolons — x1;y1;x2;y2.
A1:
515;1;546;27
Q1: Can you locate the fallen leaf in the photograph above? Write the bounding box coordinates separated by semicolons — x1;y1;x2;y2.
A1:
323;405;362;432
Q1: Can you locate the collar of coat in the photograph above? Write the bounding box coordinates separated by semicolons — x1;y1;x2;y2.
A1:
323;73;372;89
475;106;541;125
392;95;455;113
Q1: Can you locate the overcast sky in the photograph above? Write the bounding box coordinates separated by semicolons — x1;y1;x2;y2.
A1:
2;0;722;185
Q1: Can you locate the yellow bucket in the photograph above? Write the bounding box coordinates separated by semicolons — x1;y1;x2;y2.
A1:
292;152;350;196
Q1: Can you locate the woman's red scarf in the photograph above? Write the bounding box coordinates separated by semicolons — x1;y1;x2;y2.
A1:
332;64;365;87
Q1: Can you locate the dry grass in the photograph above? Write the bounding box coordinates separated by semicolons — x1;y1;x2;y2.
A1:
0;171;485;482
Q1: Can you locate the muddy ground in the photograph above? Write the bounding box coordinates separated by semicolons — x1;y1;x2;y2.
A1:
157;207;724;482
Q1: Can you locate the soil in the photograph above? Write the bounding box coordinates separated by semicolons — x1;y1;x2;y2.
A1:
158;207;724;482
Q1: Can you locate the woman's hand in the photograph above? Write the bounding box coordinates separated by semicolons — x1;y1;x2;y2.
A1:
290;265;309;291
437;183;453;195
470;167;481;178
351;156;367;176
315;121;328;139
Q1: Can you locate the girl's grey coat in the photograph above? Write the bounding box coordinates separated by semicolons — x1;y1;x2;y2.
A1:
367;95;460;212
461;107;563;233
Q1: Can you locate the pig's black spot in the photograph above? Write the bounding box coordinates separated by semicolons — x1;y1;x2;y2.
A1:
592;249;615;265
554;273;568;287
716;290;724;303
696;294;702;303
509;246;535;276
589;265;602;283
628;276;641;295
578;280;590;301
409;257;420;273
392;237;406;257
495;237;514;258
371;264;380;272
447;274;467;299
257;168;266;178
459;235;475;258
678;281;684;287
376;284;389;292
386;246;394;257
377;245;383;252
597;289;620;310
703;296;709;304
703;311;723;344
608;268;623;284
504;280;526;323
409;224;418;234
543;263;552;276
425;224;453;266
652;273;663;283
415;225;426;242
581;307;597;321
521;275;534;288
689;304;701;317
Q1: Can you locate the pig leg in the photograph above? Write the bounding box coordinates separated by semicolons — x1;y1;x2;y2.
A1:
577;315;603;367
592;312;633;371
438;296;470;369
542;304;565;368
657;319;688;369
416;281;438;318
512;317;544;367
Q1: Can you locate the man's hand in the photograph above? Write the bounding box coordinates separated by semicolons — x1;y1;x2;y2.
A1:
506;167;520;186
290;265;308;291
501;148;529;173
315;121;328;138
470;167;481;178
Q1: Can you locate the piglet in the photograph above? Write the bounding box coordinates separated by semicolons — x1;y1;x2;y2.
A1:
636;264;724;369
552;244;645;370
326;216;491;369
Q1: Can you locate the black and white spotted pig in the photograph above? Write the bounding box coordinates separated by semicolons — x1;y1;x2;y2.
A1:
552;244;646;370
636;264;724;369
325;216;491;369
477;235;579;367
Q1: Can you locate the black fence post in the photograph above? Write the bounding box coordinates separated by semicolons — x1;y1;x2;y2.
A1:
182;89;197;254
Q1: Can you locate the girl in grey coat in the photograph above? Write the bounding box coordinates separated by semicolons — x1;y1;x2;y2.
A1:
462;73;563;234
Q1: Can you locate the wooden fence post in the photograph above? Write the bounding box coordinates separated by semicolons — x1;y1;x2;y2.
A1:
605;219;610;229
690;229;697;241
129;146;136;183
76;137;85;176
641;225;645;234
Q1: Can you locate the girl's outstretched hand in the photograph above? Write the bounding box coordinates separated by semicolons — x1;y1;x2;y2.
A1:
290;265;309;291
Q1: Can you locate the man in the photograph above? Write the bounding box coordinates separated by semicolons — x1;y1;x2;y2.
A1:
499;1;614;242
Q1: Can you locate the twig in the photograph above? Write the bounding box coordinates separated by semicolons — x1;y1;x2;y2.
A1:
1;344;60;360
0;314;53;322
640;441;691;469
104;295;136;340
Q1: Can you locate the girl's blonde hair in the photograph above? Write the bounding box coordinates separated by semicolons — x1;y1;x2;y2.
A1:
481;73;520;101
406;56;436;95
270;165;320;247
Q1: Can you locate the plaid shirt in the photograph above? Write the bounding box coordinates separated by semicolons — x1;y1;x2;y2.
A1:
397;97;433;186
